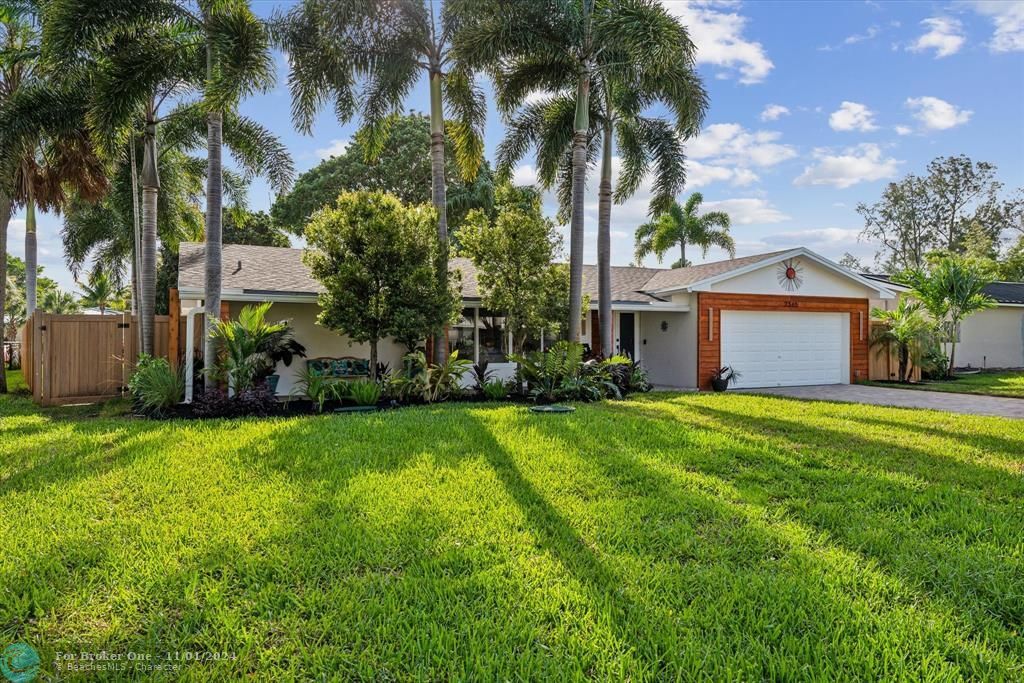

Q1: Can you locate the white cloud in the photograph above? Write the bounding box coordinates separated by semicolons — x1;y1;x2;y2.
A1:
511;164;539;186
828;101;878;132
689;123;798;167
794;144;901;189
315;138;350;160
905;96;972;130
969;1;1024;52
908;17;965;58
687;160;759;188
702;198;790;225
760;104;790;121
740;227;874;262
894;125;913;135
659;1;773;84
820;25;882;50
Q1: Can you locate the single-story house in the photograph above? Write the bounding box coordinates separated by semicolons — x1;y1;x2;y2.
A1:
176;243;897;395
864;274;1024;370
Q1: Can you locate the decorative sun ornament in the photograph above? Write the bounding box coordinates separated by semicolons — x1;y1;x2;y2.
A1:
777;258;804;292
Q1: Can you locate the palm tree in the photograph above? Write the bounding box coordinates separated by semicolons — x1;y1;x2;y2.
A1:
897;256;997;377
41;0;291;366
452;0;690;342
277;0;486;365
870;299;931;383
635;193;735;269
77;269;128;314
38;288;80;315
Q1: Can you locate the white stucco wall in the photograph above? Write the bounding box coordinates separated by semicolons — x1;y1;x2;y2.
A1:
957;307;1024;369
710;258;876;299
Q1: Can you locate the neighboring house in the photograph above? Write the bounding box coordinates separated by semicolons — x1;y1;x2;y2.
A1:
176;243;895;394
864;274;1024;370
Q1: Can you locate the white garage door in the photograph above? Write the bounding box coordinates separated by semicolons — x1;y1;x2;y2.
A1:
720;311;847;388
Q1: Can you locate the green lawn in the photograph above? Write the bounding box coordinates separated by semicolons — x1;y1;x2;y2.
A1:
2;370;1023;680
866;370;1024;399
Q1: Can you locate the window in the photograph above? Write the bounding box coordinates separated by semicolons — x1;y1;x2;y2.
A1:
448;307;476;358
478;308;508;362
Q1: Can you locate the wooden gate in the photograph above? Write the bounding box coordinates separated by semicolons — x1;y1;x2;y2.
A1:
22;312;174;406
868;322;922;382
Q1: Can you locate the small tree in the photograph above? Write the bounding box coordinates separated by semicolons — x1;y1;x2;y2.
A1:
898;256;997;377
304;191;459;378
870;299;932;383
458;185;568;352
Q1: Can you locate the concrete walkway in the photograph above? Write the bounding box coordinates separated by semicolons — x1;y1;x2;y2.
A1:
744;384;1024;419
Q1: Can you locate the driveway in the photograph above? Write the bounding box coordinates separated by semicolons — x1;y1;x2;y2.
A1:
745;384;1024;419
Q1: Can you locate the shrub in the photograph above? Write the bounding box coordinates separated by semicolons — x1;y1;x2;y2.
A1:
511;342;620;403
208;303;305;393
482;378;508;400
129;355;184;416
192;383;278;419
348;379;382;406
292;367;337;413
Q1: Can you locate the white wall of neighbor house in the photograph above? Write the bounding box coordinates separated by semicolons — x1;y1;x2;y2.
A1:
640;308;695;389
957;307;1024;369
871;297;1024;370
709;259;873;299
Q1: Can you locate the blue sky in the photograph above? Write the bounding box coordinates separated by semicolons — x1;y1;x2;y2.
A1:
10;0;1024;291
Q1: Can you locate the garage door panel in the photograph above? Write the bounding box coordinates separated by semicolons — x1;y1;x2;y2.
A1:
721;311;846;388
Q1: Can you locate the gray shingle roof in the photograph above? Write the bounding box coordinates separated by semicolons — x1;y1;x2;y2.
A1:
178;243;813;304
862;272;1024;305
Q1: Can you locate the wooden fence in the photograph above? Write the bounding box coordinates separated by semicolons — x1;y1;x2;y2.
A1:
867;321;922;382
20;312;195;406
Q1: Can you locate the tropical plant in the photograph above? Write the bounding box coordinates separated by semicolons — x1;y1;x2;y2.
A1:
870;299;933;383
128;354;184;416
277;0;486;366
0;4;107;393
482;378;508;401
635;193;735;269
347;379;382;407
393;350;472;403
453;0;698;344
38;288;80;314
304;191;460;378
76;269;128;314
897;256;997;377
39;0;292;363
291;367;336;414
711;366;741;388
207;302;304;393
510;341;616;403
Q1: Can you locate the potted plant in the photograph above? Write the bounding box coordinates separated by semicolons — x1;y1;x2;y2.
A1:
710;366;740;392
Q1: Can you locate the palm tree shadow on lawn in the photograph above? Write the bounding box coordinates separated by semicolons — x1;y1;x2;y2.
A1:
600;398;1023;636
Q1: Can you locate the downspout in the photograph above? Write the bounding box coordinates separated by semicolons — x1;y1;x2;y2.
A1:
183;304;204;403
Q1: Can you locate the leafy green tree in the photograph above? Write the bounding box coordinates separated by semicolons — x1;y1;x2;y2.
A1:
304;191;459;378
897;256;997;377
997;235;1024;281
222;210;289;248
858;155;1022;272
272;114;494;236
634;193;734;269
3;254;58;340
278;0;486;365
458;184;569;352
870;299;932;383
452;0;692;344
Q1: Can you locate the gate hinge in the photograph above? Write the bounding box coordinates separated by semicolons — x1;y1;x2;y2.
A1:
39;325;46;331
117;322;131;329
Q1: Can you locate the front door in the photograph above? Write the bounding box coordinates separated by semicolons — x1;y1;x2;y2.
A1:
619;313;635;359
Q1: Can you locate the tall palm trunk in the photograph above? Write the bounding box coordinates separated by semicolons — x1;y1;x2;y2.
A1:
568;69;590;343
139;117;160;356
0;193;10;393
428;67;449;365
24;190;36;317
204;42;224;382
680;240;686;269
597;119;612;356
